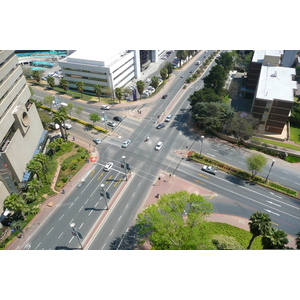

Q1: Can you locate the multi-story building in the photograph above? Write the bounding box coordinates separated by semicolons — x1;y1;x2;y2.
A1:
0;50;46;214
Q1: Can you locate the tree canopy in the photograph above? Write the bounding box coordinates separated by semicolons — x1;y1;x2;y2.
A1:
203;64;227;95
246;154;267;179
136;190;213;250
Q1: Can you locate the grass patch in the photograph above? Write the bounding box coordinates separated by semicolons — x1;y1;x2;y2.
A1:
290;126;300;145
251;137;300;151
207;222;263;249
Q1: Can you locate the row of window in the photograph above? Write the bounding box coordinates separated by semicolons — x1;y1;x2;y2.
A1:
63;67;107;76
65;74;108;83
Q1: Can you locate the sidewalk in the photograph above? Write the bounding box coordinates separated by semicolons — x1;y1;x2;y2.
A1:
137;157;297;249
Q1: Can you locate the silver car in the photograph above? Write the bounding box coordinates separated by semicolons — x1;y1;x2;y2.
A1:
121;140;131;148
155;141;163;151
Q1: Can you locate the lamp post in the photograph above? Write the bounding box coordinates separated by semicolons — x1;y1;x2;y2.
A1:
199;135;204;158
265;159;275;183
102;111;107;131
122;156;128;181
100;183;108;210
70;223;83;250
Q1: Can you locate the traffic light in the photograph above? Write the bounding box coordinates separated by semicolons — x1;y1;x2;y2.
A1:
126;163;130;170
106;192;110;199
121;163;125;168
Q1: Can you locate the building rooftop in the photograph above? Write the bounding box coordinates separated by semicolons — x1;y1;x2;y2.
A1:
256;65;297;102
252;50;282;63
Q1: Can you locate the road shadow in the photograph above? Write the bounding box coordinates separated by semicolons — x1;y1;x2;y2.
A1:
87;100;98;104
84;207;107;212
55;246;79;250
224;174;245;186
109;225;140;250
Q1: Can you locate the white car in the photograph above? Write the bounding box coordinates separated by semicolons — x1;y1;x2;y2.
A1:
62;123;72;129
146;78;151;83
121;140;131;148
93;138;101;144
202;165;218;175
155;141;163;151
165;114;172;122
101;105;110;110
103;162;113;171
107;121;116;127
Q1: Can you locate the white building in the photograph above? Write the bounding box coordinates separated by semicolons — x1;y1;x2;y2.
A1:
0;50;46;214
58;50;139;94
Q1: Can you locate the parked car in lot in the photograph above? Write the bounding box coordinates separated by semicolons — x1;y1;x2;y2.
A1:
202;165;218;175
107;121;116;127
146;78;151;83
103;162;113;171
121;140;131;148
156;123;165;129
165;114;172;122
49;122;60;130
101;105;110;110
62;123;72;129
93;138;101;144
113;116;123;122
155;141;163;151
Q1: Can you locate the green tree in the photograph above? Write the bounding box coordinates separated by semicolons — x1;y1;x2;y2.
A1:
190;87;223;106
115;87;123;104
216;52;234;73
60;78;69;93
47;76;55;89
76;81;84;98
32;70;41;83
94;84;102;102
150;76;159;89
26;178;43;203
262;227;289;249
33;153;48;174
26;159;43;181
43;95;54;110
160;67;168;80
296;231;300;249
176;50;187;67
4;193;27;220
66;102;74;116
52;108;68;141
89;113;100;126
203;64;227;95
247;211;272;249
75;105;84;118
164;62;174;75
47;138;64;155
246;154;267;179
136;190;213;250
136;80;145;99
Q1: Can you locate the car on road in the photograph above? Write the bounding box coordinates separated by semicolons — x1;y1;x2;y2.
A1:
121;140;131;148
107;121;116;127
146;78;151;83
202;165;218;175
155;141;163;151
113;116;123;122
103;162;113;171
162;94;168;99
93;138;101;144
189;70;194;73
101;105;110;110
180;74;184;78
62;123;72;129
156;123;165;129
165;114;172;122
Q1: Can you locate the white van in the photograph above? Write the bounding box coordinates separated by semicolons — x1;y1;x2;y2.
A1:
49;122;60;130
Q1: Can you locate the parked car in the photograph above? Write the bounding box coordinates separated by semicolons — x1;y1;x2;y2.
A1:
156;123;165;129
113;116;123;122
103;162;113;171
93;138;101;144
202;165;218;175
165;114;172;122
146;78;151;83
155;141;163;151
107;121;116;127
121;140;131;148
62;123;72;129
49;122;60;130
101;105;110;110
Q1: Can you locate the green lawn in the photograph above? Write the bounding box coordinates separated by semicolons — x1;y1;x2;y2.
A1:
290;126;300;145
251;136;300;151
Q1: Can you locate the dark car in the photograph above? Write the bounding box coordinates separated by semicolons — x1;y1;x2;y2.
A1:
162;94;168;99
156;123;165;129
113;116;123;122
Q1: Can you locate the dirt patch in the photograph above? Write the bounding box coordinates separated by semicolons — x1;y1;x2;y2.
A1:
56;145;78;165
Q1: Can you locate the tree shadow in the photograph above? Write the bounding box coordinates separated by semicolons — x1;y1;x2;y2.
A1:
84;207;107;212
83;125;93;131
55;246;79;250
87;100;98;104
109;225;140;250
224;174;245;186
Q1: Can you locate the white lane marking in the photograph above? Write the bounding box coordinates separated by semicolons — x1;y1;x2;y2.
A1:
294;182;300;186
69;236;74;243
138;182;141;187
265;209;280;216
118;215;122;222
79;205;84;212
101;243;106;250
95;202;99;207
125;203;129;209
59;214;64;220
47;227;54;235
206;153;215;157
282;171;289;174
34;242;41;250
132;192;135;197
74;196;79;202
84;198;89;204
280;177;286;180
267;201;281;207
227;158;232;160
58;232;63;239
270;192;282;199
88;210;93;216
109;229;114;236
79;223;84;229
69;202;74;208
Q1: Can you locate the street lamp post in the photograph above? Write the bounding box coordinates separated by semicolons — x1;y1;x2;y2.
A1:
100;183;108;210
102;111;107;131
265;159;275;183
199;135;204;158
122;156;128;181
70;223;83;250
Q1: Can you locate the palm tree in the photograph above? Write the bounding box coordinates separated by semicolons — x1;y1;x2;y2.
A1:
150;76;159;89
34;153;48;173
160;67;168;80
60;78;69;93
94;84;102;102
27;178;43;191
4;193;27;220
262;227;289;249
26;160;43;181
136;80;145;99
115;87;123;104
247;211;272;249
52;109;68;141
76;81;84;98
176;50;187;67
47;76;55;89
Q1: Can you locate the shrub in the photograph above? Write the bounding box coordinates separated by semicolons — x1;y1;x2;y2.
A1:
61;177;68;183
61;164;68;171
71;164;78;170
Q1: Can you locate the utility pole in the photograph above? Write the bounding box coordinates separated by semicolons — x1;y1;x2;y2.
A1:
122;156;128;181
100;184;109;210
70;223;83;250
